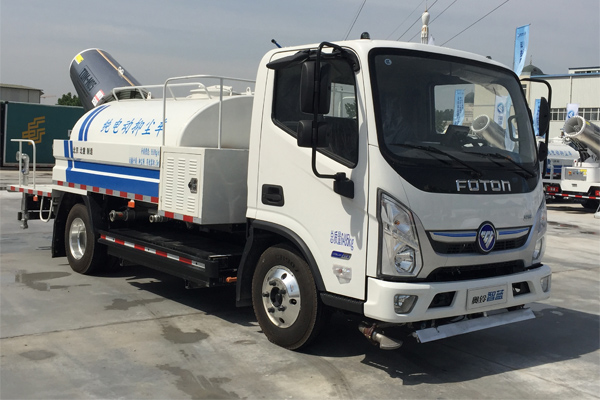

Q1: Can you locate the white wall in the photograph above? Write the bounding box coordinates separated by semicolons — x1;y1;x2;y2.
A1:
523;73;600;138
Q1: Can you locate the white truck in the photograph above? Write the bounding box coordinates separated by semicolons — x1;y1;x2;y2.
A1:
10;39;552;350
545;116;600;213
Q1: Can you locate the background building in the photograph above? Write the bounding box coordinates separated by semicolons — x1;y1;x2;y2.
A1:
521;66;600;138
0;84;44;103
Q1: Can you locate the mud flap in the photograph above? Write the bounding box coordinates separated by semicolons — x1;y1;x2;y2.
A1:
413;308;535;343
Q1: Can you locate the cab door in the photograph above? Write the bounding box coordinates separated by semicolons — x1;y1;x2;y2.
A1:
253;53;369;301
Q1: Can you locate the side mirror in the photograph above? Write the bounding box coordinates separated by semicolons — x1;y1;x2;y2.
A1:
297;120;331;148
537;97;550;136
538;141;548;162
300;61;331;115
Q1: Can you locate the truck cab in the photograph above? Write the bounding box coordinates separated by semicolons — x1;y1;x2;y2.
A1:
244;39;550;347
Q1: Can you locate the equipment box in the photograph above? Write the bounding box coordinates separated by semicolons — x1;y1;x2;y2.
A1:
159;147;248;224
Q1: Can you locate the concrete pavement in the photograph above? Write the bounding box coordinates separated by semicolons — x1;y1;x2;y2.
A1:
1;190;599;399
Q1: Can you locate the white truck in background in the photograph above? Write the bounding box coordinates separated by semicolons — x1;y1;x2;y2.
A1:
545;116;600;213
9;38;552;350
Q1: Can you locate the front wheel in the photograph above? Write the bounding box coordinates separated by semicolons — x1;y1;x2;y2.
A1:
252;244;325;350
65;203;107;274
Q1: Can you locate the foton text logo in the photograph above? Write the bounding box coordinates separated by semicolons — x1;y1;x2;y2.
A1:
456;179;511;192
22;116;46;143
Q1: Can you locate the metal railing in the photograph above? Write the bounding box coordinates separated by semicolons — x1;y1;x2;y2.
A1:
161;75;255;148
111;82;207;101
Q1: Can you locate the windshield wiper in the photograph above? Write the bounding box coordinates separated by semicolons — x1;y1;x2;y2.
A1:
391;144;482;177
465;151;536;178
489;153;536;178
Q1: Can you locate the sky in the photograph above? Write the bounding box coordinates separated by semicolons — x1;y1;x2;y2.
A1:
1;0;599;105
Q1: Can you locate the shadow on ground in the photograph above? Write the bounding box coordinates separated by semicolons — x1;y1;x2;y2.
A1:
101;264;599;386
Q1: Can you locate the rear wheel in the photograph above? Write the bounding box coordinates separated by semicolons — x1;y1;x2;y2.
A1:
252;244;325;350
65;203;107;274
581;199;600;211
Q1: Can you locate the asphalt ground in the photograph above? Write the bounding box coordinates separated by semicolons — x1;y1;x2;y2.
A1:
1;171;599;399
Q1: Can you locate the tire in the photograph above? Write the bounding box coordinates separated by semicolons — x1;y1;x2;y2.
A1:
252;244;325;350
581;199;600;211
64;203;107;274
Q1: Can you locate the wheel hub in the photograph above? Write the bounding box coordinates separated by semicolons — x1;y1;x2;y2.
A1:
261;266;301;328
68;217;87;260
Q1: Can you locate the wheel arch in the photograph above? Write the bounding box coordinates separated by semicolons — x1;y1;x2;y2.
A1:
52;191;84;258
236;219;326;307
51;191;109;258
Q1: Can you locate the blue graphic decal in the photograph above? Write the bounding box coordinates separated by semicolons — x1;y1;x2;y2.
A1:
433;232;477;238
65;161;159;197
61;141;74;158
72;161;159;179
498;228;528;236
331;251;352;260
78;105;109;141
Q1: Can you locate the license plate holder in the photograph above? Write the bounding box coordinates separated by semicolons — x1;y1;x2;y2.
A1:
467;284;508;310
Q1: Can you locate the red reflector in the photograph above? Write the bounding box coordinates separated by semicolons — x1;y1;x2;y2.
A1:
547;186;559;193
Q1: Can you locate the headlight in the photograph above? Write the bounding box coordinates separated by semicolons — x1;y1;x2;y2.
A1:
532;237;545;262
533;199;547;263
379;192;422;277
537;199;547;236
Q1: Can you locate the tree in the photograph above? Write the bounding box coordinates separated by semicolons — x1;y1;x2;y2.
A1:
57;92;82;107
435;108;454;132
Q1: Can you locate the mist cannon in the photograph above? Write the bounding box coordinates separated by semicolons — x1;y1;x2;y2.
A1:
470;115;506;149
69;48;145;111
563;116;600;159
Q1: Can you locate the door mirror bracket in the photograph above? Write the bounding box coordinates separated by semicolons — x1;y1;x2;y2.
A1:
297;42;355;199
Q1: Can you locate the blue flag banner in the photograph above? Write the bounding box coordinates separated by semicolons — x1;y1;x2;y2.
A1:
533;98;541;136
566;103;579;120
494;95;509;127
453;89;465;126
514;25;530;76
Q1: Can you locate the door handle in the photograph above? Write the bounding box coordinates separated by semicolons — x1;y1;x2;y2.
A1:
262;185;284;207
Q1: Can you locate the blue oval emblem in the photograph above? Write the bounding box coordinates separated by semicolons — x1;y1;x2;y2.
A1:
477;222;496;253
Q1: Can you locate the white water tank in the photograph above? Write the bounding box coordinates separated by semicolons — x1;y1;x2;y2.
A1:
71;95;253;149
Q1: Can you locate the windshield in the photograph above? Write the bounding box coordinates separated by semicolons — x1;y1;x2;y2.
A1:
370;49;539;194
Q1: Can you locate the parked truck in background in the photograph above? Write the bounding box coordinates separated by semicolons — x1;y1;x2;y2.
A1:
545;116;600;213
9;38;552;350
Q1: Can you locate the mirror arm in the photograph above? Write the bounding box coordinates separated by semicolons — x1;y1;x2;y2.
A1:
521;77;552;175
507;115;518;141
520;78;552;110
538;141;548;162
306;42;355;199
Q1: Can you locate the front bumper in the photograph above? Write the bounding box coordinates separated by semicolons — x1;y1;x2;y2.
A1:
364;264;551;323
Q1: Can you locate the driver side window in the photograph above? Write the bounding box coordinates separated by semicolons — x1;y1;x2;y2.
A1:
272;59;359;167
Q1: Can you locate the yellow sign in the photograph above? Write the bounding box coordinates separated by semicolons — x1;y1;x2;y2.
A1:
22;116;46;143
75;54;84;64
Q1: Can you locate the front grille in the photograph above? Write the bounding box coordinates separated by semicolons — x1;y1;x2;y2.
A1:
428;227;530;255
426;261;525;282
431;235;528;254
